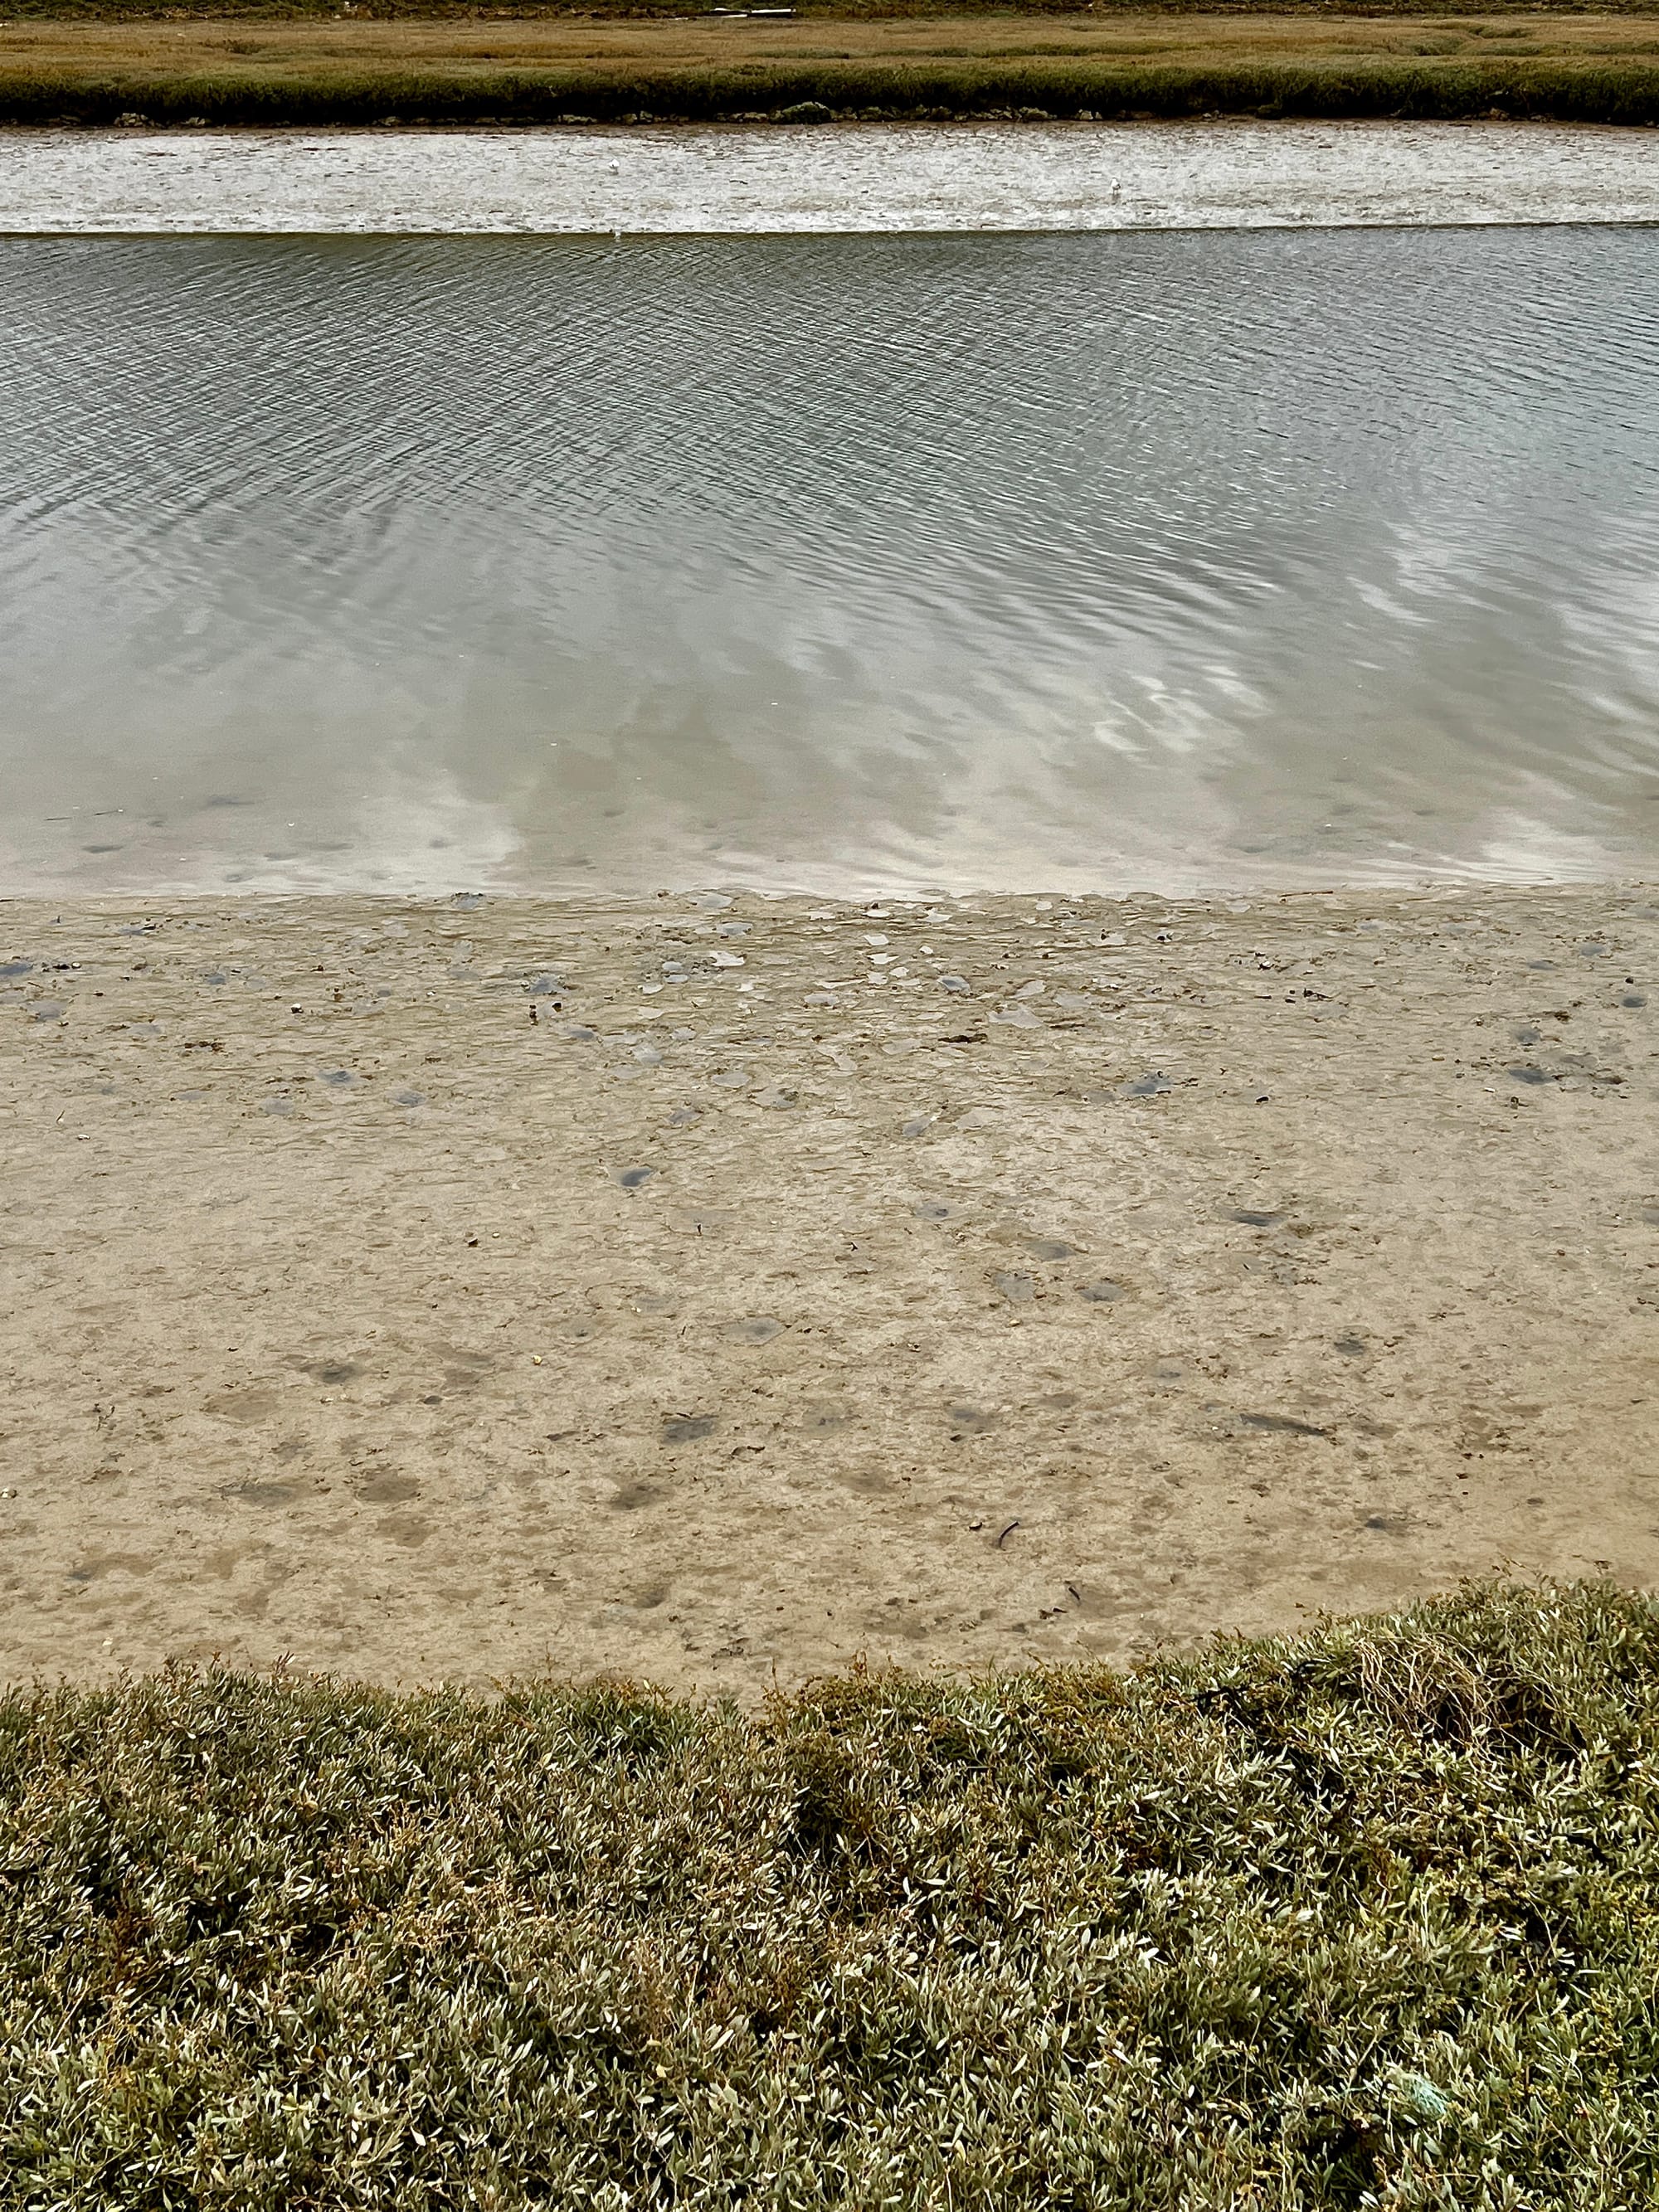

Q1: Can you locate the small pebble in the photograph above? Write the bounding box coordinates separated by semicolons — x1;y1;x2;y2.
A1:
722;1315;783;1344
947;1403;997;1432
662;1414;717;1442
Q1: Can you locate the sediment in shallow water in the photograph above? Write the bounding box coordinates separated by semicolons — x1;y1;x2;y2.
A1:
1;882;1653;1690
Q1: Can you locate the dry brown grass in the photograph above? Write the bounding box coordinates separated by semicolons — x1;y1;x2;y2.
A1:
6;9;1659;121
15;0;1659;19
7;10;1659;71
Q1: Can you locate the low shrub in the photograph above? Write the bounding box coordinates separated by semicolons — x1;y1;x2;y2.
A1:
2;1580;1657;2205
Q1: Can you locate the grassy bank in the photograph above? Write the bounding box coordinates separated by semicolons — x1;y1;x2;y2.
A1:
6;11;1659;122
2;1582;1657;2205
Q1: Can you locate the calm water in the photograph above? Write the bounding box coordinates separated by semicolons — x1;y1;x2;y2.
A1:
3;229;1657;897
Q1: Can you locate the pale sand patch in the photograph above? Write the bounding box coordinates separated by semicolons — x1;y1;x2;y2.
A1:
0;882;1654;1690
2;119;1659;236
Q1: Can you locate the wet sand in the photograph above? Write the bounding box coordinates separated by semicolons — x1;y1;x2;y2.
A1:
1;882;1654;1690
4;120;1659;236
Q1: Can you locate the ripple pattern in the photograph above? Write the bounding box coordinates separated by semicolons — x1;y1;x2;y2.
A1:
2;228;1657;893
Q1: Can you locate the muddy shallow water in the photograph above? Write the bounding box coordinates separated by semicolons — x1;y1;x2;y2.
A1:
3;223;1658;897
1;882;1654;1687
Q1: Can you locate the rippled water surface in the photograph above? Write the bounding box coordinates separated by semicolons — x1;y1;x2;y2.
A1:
3;229;1657;895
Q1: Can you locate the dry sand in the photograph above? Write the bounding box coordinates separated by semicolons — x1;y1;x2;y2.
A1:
1;883;1654;1691
4;119;1659;236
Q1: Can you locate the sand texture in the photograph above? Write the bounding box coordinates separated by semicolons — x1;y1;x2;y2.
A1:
0;883;1655;1691
4;119;1659;235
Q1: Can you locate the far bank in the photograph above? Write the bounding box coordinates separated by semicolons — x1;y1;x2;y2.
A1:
6;12;1659;125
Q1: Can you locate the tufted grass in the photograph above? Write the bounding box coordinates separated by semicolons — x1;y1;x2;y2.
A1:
2;1581;1657;2208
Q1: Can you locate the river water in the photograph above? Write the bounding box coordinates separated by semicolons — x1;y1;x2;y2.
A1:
3;227;1657;897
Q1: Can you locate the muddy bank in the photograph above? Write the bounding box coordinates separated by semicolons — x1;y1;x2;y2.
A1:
4;119;1659;234
0;882;1654;1690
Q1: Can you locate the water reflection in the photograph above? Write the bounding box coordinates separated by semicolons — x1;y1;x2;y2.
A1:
2;227;1657;895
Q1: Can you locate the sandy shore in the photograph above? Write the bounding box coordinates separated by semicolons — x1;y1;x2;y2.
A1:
4;120;1659;235
1;882;1654;1690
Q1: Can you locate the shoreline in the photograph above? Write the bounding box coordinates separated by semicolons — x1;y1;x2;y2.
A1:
5;119;1659;233
2;879;1653;1693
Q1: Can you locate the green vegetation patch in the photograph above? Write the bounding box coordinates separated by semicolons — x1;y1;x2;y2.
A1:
7;53;1659;119
3;1582;1658;2207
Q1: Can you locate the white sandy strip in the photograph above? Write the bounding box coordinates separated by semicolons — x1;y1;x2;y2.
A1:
2;119;1658;234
